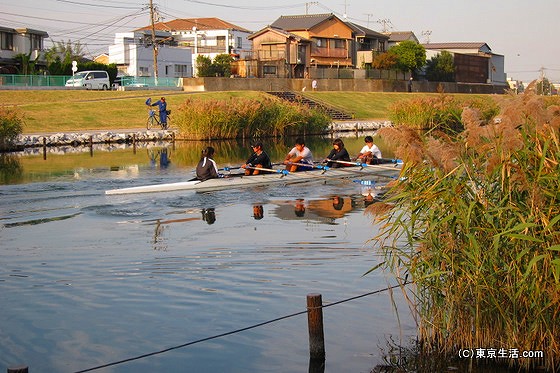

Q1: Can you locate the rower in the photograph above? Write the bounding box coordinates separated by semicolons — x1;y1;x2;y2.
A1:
323;138;351;168
356;135;382;165
242;141;272;175
284;137;313;172
196;146;223;181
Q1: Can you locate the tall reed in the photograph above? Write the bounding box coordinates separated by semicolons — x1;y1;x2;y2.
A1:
388;93;498;131
369;92;560;371
0;106;24;151
173;96;330;140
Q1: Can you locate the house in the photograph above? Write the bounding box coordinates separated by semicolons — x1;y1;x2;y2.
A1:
345;21;389;69
136;18;252;76
93;53;110;65
0;26;49;74
383;31;419;48
422;42;506;84
108;30;192;78
249;13;358;78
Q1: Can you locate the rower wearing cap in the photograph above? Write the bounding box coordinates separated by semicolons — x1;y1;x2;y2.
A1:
242;141;272;175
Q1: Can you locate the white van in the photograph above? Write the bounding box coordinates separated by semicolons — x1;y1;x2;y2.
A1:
65;70;110;90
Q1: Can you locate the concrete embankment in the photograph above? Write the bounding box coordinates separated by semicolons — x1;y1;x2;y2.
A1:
12;120;391;152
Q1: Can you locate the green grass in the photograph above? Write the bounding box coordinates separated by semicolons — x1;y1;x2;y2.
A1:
0;90;493;134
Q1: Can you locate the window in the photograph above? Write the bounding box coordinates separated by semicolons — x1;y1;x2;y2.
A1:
30;34;42;50
263;65;277;75
1;32;13;50
175;64;189;76
334;39;345;49
315;38;327;48
139;66;150;76
237;37;242;49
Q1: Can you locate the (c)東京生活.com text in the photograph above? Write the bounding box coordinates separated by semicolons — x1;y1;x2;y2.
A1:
458;348;543;359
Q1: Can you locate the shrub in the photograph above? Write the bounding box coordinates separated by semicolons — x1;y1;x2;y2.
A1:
0;107;24;151
370;92;560;371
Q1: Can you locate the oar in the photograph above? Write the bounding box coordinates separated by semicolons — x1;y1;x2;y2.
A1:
246;166;290;176
285;161;330;173
327;159;403;171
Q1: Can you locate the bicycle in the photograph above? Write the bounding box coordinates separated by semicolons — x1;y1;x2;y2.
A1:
146;108;171;130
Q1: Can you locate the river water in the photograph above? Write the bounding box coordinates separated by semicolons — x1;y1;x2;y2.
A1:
0;136;416;373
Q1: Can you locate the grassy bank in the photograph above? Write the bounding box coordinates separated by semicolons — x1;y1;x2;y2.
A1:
0;90;489;134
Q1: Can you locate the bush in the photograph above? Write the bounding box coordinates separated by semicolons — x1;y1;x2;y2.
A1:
0;107;24;151
370;92;560;371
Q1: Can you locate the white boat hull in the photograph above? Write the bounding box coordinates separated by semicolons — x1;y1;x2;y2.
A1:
105;164;401;195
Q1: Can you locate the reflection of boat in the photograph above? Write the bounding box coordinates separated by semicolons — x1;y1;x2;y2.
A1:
105;163;401;195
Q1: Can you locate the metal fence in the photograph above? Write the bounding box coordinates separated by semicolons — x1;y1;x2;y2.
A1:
0;74;72;87
0;75;182;88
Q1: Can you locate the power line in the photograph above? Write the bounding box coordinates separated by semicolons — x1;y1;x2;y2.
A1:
54;0;141;9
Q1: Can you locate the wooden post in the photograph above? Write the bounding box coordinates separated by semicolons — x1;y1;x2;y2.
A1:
42;137;47;160
7;366;28;373
307;293;325;360
89;135;94;157
132;134;137;154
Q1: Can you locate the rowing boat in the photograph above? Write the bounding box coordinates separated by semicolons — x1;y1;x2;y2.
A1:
105;162;402;195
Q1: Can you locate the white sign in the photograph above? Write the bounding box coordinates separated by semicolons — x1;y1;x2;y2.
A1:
71;61;78;73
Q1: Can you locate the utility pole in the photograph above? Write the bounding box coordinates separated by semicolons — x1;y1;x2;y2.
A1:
377;18;392;33
150;0;158;81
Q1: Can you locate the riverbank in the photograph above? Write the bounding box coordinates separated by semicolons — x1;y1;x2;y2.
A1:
11;120;392;150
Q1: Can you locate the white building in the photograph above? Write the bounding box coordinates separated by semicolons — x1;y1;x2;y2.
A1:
108;30;192;78
137;18;252;76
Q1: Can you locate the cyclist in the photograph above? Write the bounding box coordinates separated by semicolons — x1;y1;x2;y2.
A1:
147;97;168;129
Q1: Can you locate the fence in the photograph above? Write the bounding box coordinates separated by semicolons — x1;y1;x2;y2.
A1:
0;75;182;88
0;74;72;87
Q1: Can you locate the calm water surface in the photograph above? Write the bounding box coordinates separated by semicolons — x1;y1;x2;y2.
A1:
0;138;415;373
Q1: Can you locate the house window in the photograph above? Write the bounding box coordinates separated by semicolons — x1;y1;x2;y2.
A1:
263;65;277;75
333;39;345;49
30;34;43;50
1;32;13;50
315;38;327;48
139;66;150;76
175;64;189;77
237;37;242;49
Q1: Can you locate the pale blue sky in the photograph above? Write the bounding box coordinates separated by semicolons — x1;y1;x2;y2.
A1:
3;0;559;82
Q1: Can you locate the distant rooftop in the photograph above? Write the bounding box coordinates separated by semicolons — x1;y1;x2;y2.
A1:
136;17;251;33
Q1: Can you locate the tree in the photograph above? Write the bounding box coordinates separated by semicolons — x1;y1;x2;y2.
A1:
14;52;38;75
372;51;398;70
44;40;86;75
389;40;426;74
212;54;234;77
195;55;213;77
425;50;455;82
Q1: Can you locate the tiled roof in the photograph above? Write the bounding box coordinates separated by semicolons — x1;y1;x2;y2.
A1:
248;26;308;41
270;13;337;31
384;31;417;42
345;21;388;39
136;18;251;33
422;42;489;50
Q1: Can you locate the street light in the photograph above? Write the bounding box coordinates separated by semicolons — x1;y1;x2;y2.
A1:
192;26;197;77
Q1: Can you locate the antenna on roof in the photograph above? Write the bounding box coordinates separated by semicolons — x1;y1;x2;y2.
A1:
421;30;432;44
305;2;318;15
342;0;348;19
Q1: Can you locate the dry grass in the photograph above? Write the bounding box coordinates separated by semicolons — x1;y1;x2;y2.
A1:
369;91;560;371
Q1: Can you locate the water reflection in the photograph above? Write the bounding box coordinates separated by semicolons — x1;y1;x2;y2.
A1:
252;204;264;220
2;134;395;185
272;195;360;223
201;208;216;224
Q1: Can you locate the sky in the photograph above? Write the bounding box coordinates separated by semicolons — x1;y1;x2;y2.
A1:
2;0;559;83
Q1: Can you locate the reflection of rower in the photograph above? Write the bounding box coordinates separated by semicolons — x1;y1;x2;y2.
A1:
201;208;216;224
294;198;306;217
307;196;352;219
253;205;264;220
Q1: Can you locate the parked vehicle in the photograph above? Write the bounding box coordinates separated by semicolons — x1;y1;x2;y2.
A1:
65;71;110;90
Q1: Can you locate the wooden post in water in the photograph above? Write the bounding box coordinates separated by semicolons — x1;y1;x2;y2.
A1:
89;135;94;157
132;134;137;154
7;365;28;373
307;293;325;360
42;137;47;160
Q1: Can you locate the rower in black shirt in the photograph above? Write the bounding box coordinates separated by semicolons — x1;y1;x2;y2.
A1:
196;146;223;181
242;141;272;175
